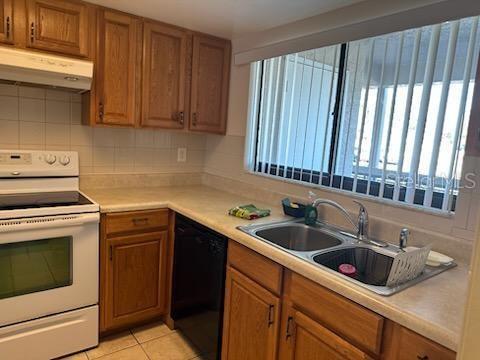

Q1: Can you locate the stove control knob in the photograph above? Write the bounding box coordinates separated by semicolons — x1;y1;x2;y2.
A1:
45;154;57;165
59;155;71;166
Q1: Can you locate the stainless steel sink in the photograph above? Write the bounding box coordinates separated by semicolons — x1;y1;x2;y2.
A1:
255;223;342;251
238;219;456;296
313;247;393;286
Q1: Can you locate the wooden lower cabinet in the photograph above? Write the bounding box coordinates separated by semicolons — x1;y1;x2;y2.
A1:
100;210;171;333
279;304;371;360
382;321;456;360
221;266;280;360
104;231;168;331
222;240;456;360
285;270;383;355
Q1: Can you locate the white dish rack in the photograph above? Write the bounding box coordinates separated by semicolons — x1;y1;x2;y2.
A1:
386;245;432;287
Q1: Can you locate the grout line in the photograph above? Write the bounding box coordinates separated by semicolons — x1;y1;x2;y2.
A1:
129;328;140;345
87;342;138;360
138;343;152;360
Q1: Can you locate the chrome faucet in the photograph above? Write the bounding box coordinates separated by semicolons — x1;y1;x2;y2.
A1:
312;198;359;233
311;197;387;247
354;200;369;241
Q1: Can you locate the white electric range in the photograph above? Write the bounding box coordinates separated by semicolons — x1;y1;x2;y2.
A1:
0;149;99;360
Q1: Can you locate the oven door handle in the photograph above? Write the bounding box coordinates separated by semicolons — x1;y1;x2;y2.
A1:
0;212;100;233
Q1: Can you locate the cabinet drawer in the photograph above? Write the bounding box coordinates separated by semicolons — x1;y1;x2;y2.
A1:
285;271;384;355
105;209;169;236
228;241;283;295
383;321;456;360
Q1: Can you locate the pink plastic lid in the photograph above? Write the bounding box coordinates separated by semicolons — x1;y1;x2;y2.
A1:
338;263;357;277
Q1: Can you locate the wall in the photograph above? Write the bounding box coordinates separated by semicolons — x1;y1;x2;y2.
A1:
203;61;480;262
233;0;480;64
459;220;480;358
234;0;442;52
0;84;206;175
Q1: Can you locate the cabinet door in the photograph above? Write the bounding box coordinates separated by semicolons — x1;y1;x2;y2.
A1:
382;321;456;360
279;305;371;360
190;34;230;134
104;231;168;331
141;22;188;129
96;10;139;126
222;266;280;360
0;0;13;44
26;0;89;57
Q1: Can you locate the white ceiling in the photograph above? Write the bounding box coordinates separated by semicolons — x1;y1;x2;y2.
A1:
85;0;364;39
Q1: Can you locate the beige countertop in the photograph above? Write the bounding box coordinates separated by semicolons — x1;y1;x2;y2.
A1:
84;185;468;352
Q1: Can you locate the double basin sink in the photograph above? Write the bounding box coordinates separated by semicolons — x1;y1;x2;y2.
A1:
238;219;455;296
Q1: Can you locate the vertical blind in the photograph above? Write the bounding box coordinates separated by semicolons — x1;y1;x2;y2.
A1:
249;16;480;212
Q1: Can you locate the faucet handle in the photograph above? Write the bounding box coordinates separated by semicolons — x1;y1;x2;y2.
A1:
399;228;410;250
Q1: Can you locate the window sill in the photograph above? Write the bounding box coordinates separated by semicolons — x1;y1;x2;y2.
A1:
243;168;455;219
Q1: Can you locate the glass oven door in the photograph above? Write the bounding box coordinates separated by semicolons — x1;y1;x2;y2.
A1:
0;236;72;300
0;213;99;327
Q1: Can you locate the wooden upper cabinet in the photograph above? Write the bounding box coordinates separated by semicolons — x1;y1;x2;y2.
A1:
279;306;372;360
26;0;89;57
96;10;139;126
190;34;230;134
104;230;169;331
0;0;13;44
222;266;280;360
141;22;189;129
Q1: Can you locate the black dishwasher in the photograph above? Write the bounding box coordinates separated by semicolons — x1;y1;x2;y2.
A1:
171;214;228;360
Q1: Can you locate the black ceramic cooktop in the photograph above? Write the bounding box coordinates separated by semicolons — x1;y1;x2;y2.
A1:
0;191;93;210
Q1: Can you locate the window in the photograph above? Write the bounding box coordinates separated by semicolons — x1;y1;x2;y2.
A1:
247;16;480;213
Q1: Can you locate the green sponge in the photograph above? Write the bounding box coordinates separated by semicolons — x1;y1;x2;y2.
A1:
228;204;271;220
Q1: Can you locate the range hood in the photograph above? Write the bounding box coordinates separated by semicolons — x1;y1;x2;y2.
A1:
0;47;93;92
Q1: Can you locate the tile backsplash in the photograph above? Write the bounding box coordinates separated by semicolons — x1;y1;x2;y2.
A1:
0;84;206;174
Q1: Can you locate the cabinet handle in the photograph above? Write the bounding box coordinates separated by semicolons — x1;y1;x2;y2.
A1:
6;16;10;39
267;305;274;327
192;112;198;126
285;316;294;339
98;102;104;121
417;356;429;360
109;245;113;261
30;22;35;43
132;217;149;226
178;111;184;125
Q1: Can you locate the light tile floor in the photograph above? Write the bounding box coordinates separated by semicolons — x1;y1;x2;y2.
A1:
60;321;213;360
